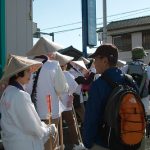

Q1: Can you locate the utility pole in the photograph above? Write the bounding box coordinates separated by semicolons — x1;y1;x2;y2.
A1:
103;0;107;43
49;32;54;42
81;0;88;58
34;31;54;42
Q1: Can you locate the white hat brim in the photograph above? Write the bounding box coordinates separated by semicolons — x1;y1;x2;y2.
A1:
0;55;42;84
71;60;88;71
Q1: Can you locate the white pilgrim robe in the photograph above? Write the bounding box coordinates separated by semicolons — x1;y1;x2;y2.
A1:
69;68;84;103
26;60;68;119
0;85;50;150
60;71;78;111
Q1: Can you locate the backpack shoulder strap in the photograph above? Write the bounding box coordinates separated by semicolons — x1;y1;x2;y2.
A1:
101;75;118;89
139;65;148;94
102;74;133;89
124;73;133;84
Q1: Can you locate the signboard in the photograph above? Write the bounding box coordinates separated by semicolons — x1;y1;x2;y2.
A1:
87;0;97;46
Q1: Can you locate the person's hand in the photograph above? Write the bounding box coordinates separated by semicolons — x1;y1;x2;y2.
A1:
0;83;7;98
89;67;96;74
48;124;57;137
67;95;74;107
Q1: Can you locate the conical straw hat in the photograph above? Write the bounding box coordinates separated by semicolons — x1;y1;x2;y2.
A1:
26;37;64;57
79;57;90;64
71;60;88;71
0;54;42;84
55;52;74;66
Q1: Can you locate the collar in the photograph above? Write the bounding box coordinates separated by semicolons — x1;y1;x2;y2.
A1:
10;81;25;91
102;67;123;79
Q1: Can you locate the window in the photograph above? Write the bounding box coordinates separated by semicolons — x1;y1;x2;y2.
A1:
113;33;131;51
142;30;150;50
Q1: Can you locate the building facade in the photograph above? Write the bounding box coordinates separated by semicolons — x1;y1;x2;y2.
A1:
97;16;150;63
0;0;33;77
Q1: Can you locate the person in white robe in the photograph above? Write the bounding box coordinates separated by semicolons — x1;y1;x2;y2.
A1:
25;37;68;150
55;52;86;150
0;55;57;150
69;60;89;124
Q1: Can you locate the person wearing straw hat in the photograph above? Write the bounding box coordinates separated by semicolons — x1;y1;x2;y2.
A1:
26;37;68;150
68;60;90;137
26;37;64;58
55;52;86;150
0;55;57;150
76;58;96;107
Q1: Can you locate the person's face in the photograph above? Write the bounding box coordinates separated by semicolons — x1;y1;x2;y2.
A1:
94;56;109;74
17;69;31;85
47;52;56;60
61;64;67;71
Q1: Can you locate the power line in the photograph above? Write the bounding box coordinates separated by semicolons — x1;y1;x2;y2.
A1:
54;27;81;33
46;10;150;34
96;9;150;28
107;10;150;23
41;21;81;31
40;7;150;31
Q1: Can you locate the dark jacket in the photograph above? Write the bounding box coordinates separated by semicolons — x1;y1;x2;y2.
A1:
83;67;137;149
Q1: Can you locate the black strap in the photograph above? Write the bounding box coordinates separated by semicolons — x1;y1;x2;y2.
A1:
101;75;118;89
101;74;133;89
124;74;133;84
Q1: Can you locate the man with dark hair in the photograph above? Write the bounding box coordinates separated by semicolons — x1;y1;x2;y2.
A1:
83;44;137;150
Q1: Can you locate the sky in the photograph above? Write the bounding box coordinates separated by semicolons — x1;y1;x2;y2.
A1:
33;0;150;53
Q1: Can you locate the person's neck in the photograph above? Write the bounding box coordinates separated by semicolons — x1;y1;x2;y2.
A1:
10;80;24;91
16;79;24;86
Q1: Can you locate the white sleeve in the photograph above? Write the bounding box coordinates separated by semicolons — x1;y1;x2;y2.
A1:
14;93;49;139
65;72;78;95
54;64;69;95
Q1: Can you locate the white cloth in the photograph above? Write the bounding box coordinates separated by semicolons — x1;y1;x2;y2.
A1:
0;85;51;150
60;71;78;111
69;68;84;103
121;62;150;115
25;60;68;119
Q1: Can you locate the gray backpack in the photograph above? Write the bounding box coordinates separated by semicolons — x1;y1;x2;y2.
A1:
127;61;148;98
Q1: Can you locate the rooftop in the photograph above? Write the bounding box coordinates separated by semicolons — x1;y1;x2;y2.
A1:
97;15;150;32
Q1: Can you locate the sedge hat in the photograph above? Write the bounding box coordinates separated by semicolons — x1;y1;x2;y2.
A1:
55;52;74;66
26;37;64;57
70;60;88;72
0;54;42;84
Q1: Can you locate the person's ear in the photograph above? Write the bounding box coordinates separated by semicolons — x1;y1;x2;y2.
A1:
103;57;109;64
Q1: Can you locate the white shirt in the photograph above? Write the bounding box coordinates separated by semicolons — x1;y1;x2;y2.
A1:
69;68;84;103
26;60;68;119
60;71;78;111
0;85;50;150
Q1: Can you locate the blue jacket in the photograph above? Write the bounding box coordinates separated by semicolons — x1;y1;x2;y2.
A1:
83;67;137;149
